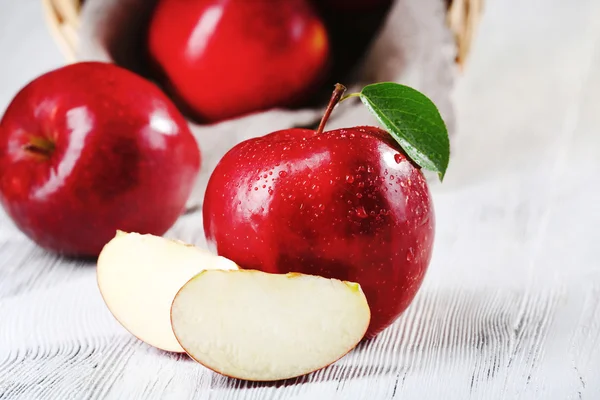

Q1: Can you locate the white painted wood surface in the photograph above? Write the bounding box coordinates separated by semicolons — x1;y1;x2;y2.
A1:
1;0;600;398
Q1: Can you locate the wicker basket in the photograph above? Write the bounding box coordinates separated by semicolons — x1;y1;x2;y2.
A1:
42;0;483;67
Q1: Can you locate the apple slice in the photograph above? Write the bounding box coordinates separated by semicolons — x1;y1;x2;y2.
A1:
171;269;370;381
97;231;238;352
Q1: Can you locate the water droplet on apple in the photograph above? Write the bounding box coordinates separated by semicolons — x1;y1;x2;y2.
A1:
268;188;273;195
254;187;258;191
367;166;373;173
355;206;368;218
318;204;325;211
356;193;363;199
308;194;314;199
279;171;287;178
358;182;365;188
358;166;365;172
262;185;266;189
346;175;354;184
394;153;403;164
384;169;388;175
406;248;414;262
390;175;395;180
269;171;273;175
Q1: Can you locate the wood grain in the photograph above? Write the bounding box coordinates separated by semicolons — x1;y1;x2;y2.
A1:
1;0;600;398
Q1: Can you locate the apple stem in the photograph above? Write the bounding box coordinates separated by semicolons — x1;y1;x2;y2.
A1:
22;137;55;158
340;92;361;102
316;83;347;134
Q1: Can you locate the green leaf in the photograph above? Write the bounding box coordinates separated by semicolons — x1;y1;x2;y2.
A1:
359;82;450;181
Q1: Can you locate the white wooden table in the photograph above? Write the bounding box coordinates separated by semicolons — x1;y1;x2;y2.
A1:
1;0;599;398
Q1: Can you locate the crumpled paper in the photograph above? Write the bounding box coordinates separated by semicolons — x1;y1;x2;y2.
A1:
76;0;457;207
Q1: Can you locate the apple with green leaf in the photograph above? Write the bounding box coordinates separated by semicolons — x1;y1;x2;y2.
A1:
93;81;449;382
203;82;449;338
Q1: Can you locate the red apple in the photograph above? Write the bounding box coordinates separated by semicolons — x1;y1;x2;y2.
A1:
147;0;330;122
0;62;201;256
203;123;434;338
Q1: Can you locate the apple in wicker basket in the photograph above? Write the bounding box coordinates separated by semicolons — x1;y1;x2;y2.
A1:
147;0;330;123
0;62;200;256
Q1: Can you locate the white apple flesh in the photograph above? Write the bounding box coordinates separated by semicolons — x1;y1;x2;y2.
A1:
97;231;238;352
171;269;370;381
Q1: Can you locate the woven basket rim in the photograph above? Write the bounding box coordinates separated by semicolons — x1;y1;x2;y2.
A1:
41;0;483;66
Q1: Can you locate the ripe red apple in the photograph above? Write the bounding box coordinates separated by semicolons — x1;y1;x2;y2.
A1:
147;0;330;122
203;106;435;338
0;62;201;256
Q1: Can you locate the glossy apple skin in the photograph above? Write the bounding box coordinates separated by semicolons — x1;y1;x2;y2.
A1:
203;126;434;337
147;0;330;122
0;62;201;256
